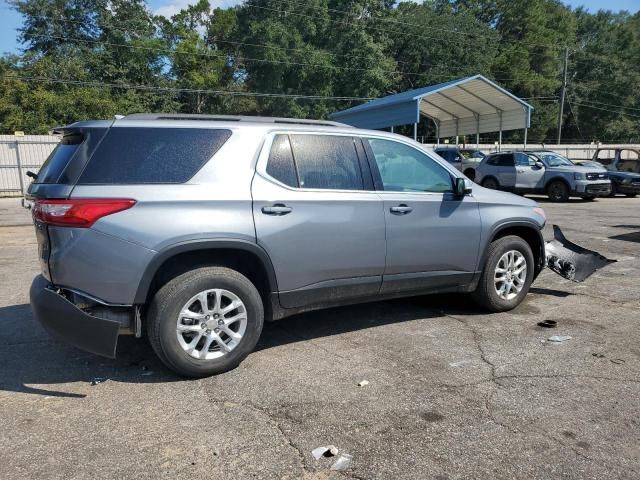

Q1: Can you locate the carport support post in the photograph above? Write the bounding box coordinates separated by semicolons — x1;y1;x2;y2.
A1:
413;123;417;141
15;138;25;196
390;126;394;133
475;114;480;148
498;111;503;152
523;107;528;149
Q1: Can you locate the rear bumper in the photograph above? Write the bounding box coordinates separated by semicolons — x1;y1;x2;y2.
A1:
30;275;120;358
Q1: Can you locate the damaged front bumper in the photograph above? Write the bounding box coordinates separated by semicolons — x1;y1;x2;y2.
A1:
545;225;616;281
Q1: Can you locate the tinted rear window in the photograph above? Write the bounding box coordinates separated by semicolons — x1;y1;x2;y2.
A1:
78;127;231;184
289;135;363;190
35;133;83;184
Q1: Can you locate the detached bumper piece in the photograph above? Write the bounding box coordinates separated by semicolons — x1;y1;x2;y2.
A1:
30;275;120;358
545;225;616;282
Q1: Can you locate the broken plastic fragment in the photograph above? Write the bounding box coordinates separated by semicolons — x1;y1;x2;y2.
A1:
90;377;107;386
547;335;572;343
358;380;369;387
545;225;616;282
312;445;338;460
330;454;353;471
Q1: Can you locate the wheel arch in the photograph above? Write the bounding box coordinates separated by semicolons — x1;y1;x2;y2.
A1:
483;222;545;278
545;176;572;193
134;239;278;306
481;175;500;187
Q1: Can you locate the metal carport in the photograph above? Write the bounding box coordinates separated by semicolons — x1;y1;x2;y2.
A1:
330;74;534;147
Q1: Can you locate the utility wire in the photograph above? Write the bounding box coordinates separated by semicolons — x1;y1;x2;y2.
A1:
256;0;569;54
1;74;376;101
570;100;640;119
19;31;526;83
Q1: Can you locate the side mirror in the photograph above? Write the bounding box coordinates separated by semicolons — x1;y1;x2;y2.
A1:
535;161;544;169
454;177;472;196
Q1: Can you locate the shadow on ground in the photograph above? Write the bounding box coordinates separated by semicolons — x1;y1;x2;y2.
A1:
0;290;556;398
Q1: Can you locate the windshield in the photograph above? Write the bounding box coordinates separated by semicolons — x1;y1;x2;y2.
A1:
538;152;574;167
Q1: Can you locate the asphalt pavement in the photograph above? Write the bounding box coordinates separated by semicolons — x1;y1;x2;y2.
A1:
0;195;638;479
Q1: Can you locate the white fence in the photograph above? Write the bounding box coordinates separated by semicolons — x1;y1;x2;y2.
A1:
0;135;59;197
2;135;640;197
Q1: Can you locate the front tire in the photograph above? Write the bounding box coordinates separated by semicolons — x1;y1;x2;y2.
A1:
482;177;499;190
472;236;534;312
147;267;264;377
546;180;569;202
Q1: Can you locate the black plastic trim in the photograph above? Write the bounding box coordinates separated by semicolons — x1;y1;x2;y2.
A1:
279;275;381;309
484;220;546;275
380;270;475;295
133;238;278;304
30;275;120;358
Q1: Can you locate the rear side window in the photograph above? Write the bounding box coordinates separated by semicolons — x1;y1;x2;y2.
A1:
492;153;514;167
289;135;363;190
266;135;298;187
35;133;83;184
78;128;231;184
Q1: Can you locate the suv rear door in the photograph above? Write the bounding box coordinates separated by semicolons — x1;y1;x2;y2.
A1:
363;137;481;294
252;132;386;309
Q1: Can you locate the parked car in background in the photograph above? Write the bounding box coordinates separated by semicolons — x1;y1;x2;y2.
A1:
475;150;611;202
589;148;640;197
28;114;547;377
434;147;485;180
578;161;640;197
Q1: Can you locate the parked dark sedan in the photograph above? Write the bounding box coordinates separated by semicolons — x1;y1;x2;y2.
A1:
580;160;640;197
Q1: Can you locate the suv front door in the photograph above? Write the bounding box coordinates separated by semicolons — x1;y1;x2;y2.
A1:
515;152;545;192
252;133;386;309
363;137;482;294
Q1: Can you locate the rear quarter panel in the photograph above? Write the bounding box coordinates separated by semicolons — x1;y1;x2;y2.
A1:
60;127;264;304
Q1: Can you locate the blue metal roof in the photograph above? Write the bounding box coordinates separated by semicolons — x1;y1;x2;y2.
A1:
330;74;534;135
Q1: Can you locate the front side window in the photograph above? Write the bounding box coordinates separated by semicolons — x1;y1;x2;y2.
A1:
515;153;537;167
367;138;453;193
289;135;363;190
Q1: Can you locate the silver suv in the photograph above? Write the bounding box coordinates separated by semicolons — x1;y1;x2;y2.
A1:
28;114;547;377
475;150;611;201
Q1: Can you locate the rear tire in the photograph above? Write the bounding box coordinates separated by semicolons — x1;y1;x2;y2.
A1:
546;180;570;202
482;177;499;190
608;183;617;197
464;169;476;181
625;193;637;198
583;195;596;201
472;236;534;312
147;267;264;377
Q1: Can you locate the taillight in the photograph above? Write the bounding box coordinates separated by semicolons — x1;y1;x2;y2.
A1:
32;199;136;227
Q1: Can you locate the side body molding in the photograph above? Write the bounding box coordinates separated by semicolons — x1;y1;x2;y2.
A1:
133;239;279;304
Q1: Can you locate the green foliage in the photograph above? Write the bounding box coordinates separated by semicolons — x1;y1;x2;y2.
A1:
1;0;639;142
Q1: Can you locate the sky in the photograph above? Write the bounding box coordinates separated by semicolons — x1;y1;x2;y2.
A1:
0;0;638;55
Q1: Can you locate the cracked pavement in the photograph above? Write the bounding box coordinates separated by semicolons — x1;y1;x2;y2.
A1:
0;196;639;479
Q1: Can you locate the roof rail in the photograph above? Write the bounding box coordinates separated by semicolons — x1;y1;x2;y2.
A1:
123;113;352;128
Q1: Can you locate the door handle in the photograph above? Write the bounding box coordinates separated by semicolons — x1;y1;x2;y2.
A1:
261;204;292;216
390;204;413;215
